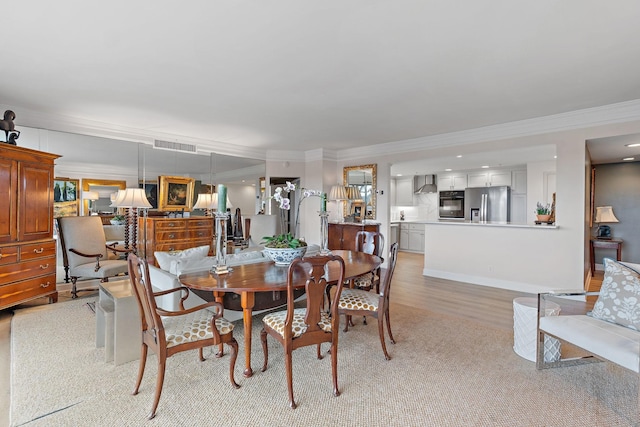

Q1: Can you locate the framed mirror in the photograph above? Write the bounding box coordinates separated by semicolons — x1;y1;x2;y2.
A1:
343;164;377;220
81;178;127;216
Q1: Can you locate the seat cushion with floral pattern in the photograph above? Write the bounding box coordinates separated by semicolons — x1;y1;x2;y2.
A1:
262;308;332;338
162;309;234;348
351;272;379;290
338;288;379;312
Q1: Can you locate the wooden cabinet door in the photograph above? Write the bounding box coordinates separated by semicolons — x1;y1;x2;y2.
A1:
341;225;361;251
327;223;343;250
18;162;54;241
0;159;17;243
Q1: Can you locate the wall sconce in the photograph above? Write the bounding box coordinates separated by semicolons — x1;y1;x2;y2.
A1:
594;206;619;240
82;190;100;215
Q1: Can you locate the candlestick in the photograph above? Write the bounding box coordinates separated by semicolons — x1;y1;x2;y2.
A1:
218;184;227;213
321;192;327;213
319;211;330;255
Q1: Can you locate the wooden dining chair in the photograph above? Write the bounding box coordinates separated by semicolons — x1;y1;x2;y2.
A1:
127;253;240;420
260;254;346;409
351;230;385;292
338;242;399;360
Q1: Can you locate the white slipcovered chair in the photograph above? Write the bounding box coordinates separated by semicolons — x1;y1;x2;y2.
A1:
57;216;131;298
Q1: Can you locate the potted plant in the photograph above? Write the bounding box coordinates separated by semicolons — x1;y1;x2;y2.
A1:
262;182;322;265
110;214;126;225
535;202;551;222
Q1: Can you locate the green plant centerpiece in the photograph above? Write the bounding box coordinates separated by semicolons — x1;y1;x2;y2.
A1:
262;182;322;265
535;202;551;215
110;214;126;225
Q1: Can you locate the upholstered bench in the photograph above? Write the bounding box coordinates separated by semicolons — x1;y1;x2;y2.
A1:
536;259;640;373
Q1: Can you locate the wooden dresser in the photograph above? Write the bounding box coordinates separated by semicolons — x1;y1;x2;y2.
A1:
0;144;60;310
328;222;380;251
139;217;214;265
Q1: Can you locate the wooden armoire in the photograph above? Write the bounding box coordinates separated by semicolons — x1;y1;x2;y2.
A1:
0;144;60;309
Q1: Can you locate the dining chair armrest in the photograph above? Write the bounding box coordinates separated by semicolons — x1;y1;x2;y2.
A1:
156;300;224;318
69;248;104;259
105;243;134;254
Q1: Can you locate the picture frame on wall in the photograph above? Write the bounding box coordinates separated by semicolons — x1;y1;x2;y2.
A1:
139;180;158;210
53;177;80;217
158;175;195;211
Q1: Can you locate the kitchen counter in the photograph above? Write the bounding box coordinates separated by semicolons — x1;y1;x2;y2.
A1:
422;219;558;229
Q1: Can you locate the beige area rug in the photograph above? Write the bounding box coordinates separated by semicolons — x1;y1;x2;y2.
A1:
10;299;639;426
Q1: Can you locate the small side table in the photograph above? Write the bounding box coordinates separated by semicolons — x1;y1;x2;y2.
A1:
96;279;141;365
513;297;561;362
590;238;623;275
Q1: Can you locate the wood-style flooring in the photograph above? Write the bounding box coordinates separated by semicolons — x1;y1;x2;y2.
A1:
0;252;602;427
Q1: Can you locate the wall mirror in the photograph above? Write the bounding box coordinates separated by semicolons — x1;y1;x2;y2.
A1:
343;164;377;220
81;179;127;215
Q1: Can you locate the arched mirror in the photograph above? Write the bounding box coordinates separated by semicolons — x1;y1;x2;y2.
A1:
343;164;377;220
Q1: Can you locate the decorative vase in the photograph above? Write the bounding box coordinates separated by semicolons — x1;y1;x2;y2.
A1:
110;219;125;225
263;246;307;266
536;214;551;222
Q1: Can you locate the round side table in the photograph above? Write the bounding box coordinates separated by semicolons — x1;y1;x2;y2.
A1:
513;297;561;362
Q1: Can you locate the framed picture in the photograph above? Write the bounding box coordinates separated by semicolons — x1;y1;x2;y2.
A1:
350;201;364;222
139;180;158;210
159;175;195;211
53;178;80;217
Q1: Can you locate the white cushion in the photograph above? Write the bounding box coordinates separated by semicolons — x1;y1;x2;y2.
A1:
174;257;216;276
154;245;210;273
539;314;640;373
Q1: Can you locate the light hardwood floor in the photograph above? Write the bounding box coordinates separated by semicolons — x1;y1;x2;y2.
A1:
0;252;601;427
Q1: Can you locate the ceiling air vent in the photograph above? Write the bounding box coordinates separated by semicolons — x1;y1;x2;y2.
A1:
154;139;197;154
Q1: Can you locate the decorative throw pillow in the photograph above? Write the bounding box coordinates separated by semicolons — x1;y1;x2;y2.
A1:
589;258;640;330
154;245;210;273
174;257;216;276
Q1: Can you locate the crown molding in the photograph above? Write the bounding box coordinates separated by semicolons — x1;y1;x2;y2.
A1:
337;99;640;162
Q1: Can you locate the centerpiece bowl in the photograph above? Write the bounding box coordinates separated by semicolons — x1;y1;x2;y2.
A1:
263;246;307;266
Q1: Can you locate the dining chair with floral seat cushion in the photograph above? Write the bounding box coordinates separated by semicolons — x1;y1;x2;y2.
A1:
260;254;346;409
338;242;399;360
57;216;132;298
127;253;240;420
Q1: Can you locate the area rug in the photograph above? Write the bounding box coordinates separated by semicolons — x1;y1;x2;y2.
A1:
10;299;639;426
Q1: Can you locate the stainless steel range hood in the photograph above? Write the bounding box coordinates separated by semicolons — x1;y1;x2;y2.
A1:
414;175;437;193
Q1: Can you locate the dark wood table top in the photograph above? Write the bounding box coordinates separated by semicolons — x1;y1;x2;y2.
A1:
179;250;382;293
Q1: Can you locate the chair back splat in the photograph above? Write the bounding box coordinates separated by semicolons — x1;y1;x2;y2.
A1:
260;254;346;409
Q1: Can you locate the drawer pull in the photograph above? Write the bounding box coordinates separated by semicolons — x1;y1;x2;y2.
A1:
33;247;45;254
198;232;204;236
40;264;49;269
169;247;174;251
168;223;176;227
168;234;175;239
40;282;51;288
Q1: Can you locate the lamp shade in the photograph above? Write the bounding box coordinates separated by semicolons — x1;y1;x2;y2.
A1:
329;185;348;201
109;190;125;207
193;193;215;210
347;186;360;200
82;190;99;201
112;188;152;208
595;206;619;223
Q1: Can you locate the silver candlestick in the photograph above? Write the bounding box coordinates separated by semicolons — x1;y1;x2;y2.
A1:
214;211;230;274
319;211;330;255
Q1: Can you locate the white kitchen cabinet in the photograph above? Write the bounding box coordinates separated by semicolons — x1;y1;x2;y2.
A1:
399;223;424;253
437;173;467;191
395;177;414;206
467;169;512;187
512;169;527;194
511;194;527;224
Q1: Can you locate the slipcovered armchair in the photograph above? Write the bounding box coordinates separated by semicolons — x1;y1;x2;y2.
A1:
57;216;131;298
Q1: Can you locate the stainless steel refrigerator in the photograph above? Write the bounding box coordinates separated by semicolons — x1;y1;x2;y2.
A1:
464;186;511;222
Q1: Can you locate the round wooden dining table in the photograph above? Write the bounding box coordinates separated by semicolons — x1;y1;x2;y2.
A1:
179;249;382;377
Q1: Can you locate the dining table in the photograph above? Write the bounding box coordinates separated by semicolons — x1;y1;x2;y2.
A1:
179;249;382;377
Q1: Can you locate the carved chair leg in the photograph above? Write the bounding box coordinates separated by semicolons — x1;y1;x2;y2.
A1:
149;359;167;420
132;344;148;395
378;315;391;361
385;309;396;344
260;329;269;372
285;350;296;409
331;341;340;397
228;338;240;389
198;348;205;362
71;277;78;299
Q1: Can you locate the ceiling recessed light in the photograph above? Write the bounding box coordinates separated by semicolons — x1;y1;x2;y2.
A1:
456;155;463;158
623;157;635;161
625;143;640;148
481;165;489;169
397;174;402;177
445;168;452;172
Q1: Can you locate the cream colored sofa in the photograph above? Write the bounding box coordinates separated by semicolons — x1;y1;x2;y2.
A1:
149;244;319;322
537;260;640;373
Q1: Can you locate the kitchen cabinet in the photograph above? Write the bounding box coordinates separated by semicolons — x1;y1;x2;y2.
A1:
394;177;414;206
511;169;527;194
437;173;467;191
0;144;60;310
328;222;380;251
467;169;512;188
399;223;424;253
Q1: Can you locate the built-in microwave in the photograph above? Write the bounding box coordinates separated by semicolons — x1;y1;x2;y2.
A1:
439;190;465;219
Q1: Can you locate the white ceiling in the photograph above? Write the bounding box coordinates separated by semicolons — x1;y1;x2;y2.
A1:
3;1;640;165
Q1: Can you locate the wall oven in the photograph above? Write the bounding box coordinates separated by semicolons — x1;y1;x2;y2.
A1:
439;190;465;219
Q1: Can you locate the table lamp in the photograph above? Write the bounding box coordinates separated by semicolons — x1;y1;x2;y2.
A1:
113;188;152;251
83;190;100;215
594;206;619;240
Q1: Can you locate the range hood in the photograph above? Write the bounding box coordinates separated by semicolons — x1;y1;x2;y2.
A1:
414;175;437;193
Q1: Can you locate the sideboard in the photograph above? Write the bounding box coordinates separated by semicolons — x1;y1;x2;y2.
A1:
139;217;214;266
328;222;380;251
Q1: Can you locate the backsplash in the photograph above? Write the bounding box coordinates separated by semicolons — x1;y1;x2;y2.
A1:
391;193;438;221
